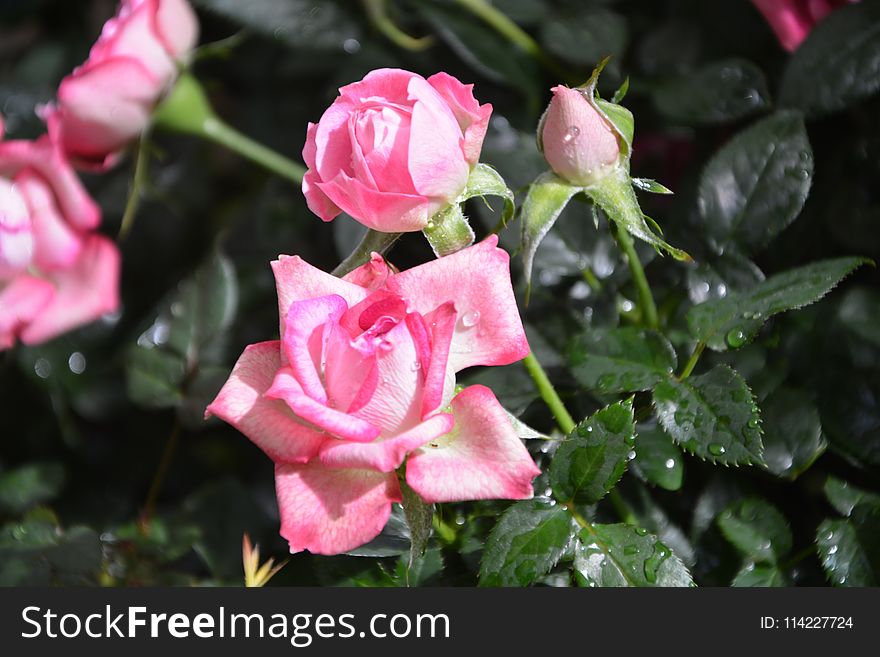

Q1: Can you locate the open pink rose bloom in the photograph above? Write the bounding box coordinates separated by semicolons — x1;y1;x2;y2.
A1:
302;68;493;233
42;0;199;168
0;116;120;349
207;236;540;555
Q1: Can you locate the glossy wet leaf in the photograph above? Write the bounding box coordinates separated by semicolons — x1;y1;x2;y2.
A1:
126;252;238;416
824;477;880;518
732;563;788;587
549;400;635;505
567;327;676;393
717;498;792;564
816;505;880;586
346;505;411;558
479;499;572;587
761;388;826;479
779;1;880;117
631;424;684;491
653;365;764;465
191;0;361;51
574;524;693;587
686;257;870;351
653;59;769;125
520;171;580;289
698;111;813;255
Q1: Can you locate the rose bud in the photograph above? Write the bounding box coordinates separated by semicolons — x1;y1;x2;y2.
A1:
41;0;199;168
0;115;120;348
302;68;492;233
539;85;622;186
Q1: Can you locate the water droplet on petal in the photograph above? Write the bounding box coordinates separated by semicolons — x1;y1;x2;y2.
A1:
563;125;580;143
461;310;480;328
410;360;421;371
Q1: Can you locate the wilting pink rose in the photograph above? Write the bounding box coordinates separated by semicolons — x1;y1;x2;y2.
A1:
302;68;493;233
207;236;539;555
0;116;120;349
42;0;199;168
541;85;621;187
751;0;859;51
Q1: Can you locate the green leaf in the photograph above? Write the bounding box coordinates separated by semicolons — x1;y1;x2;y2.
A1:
346;505;411;557
127;251;238;416
0;463;65;514
779;1;880;117
717;498;793;564
817;505;880;586
539;8;627;67
698;111;813;255
585;169;691;262
686;257;871;351
594;99;634;156
549;401;635;505
631;424;684;491
479;499;572;587
732;563;788;586
761;388;826;479
653;59;770;124
400;480;433;569
824;477;880;518
652;365;764;465
191;0;361;51
394;548;444;587
567;327;676;393
461;163;515;225
574;524;693;587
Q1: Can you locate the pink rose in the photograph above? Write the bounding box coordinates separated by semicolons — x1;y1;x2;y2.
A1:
540;85;621;186
206;236;539;555
42;0;199;168
302;68;493;233
751;0;859;51
0;116;120;348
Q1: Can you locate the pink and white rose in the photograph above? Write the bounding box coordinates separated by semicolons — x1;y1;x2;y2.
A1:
42;0;199;168
206;236;539;555
0;116;120;349
302;68;493;233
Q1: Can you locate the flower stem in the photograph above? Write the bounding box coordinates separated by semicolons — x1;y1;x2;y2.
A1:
139;418;182;531
521;351;575;434
202;117;305;184
614;223;659;330
332;229;403;277
362;0;435;51
678;341;705;380
118;129;152;241
451;0;571;82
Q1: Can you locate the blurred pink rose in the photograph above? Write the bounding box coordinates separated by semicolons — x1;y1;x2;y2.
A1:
540;85;621;186
751;0;859;51
302;68;493;233
42;0;199;168
207;236;538;555
0;116;120;349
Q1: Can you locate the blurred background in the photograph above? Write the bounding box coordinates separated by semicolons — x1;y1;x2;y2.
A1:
0;0;878;586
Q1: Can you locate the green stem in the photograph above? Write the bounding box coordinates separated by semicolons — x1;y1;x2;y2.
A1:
362;0;435;51
140;419;183;531
678;341;705;380
521;352;575;434
202;117;305;184
332;229;402;277
452;0;571;82
614;223;659;330
118;130;152;241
